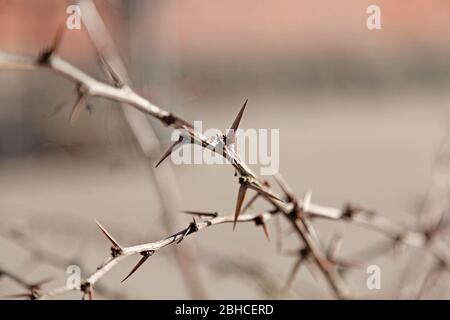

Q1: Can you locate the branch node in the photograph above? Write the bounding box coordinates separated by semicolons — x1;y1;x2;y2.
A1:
342;203;358;219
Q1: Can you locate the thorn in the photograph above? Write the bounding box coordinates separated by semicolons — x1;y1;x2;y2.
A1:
69;93;87;125
233;183;248;230
274;215;283;254
87;286;94;300
121;251;153;283
241;193;260;214
192;217;198;228
283;256;305;293
305;260;323;283
155;137;183;168
248;182;284;203
255;215;270;241
177;227;190;244
99;55;125;87
273;174;296;203
181;210;218;218
416;262;445;299
177;218;198;244
261;222;270;240
95;220;122;253
163;114;197;139
51;22;65;54
327;234;343;262
225;99;248;145
334;259;360;270
38;22;65;64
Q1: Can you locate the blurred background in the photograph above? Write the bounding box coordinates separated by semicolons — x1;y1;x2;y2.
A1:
0;0;450;299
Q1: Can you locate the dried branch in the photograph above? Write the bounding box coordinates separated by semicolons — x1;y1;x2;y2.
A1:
35;210;273;299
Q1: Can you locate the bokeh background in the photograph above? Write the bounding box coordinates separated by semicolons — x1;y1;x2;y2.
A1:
1;0;450;299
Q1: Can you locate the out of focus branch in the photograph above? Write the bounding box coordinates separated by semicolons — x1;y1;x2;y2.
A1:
77;0;207;299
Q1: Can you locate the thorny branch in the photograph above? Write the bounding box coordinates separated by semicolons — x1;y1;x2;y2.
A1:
0;4;449;299
0;223;125;299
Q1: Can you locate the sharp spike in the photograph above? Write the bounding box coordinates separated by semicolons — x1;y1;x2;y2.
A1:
181;210;218;218
99;55;125;87
416;263;444;299
225;99;248;145
87;287;94;300
327;234;343;261
38;22;66;64
283;256;304;292
51;22;66;54
335;259;360;270
274;215;283;254
69;94;87;125
95;220;121;250
261;221;270;241
248;183;284;203
241;193;260;214
273;173;296;202
155;139;183;168
305;260;322;282
121;252;151;283
177;223;193;244
233;184;248;230
255;215;270;241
